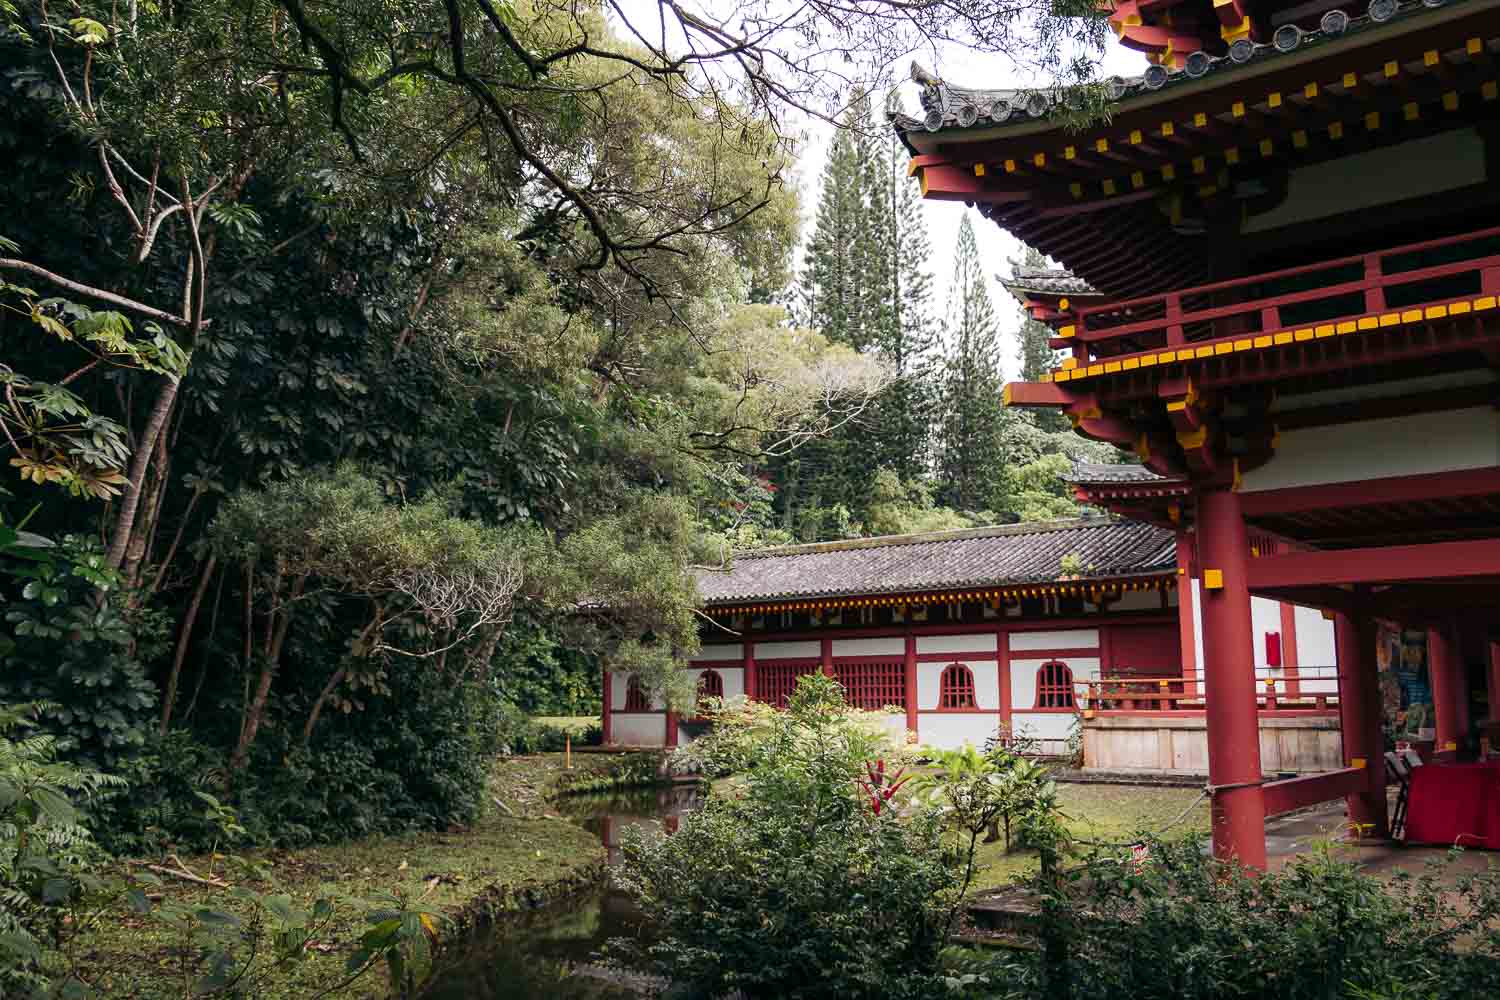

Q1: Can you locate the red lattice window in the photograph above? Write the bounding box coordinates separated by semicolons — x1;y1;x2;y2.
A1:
1035;661;1075;709
694;669;725;715
755;660;821;709
939;663;977;709
624;676;650;712
834;659;906;711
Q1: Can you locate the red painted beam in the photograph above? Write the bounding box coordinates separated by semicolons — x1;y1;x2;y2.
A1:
917;164;1033;204
1003;381;1071;407
1262;767;1369;819
1246;537;1500;589
1239;468;1500;518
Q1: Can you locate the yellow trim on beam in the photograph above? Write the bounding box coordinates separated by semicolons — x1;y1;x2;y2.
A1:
1404;101;1420;121
1102;178;1117;195
1193;112;1208;127
907;158;920;177
1450;300;1471;315
1130;129;1143;144
1294;328;1315;341
1401;309;1423;323
1268;92;1282;108
1059;297;1070;311
1195;345;1214;358
1365;111;1381;130
1253;335;1273;348
1444;91;1460;112
1336;321;1357;334
1033;152;1047;168
1315;324;1336;338
1140;354;1159;367
1343;72;1358;89
1424;49;1440;67
1384;60;1399;78
1304;82;1319;99
1059;325;1076;338
1105;361;1122;373
1274;332;1294;345
1192;156;1206;174
1065;145;1076;160
1214;341;1233;355
1476;296;1497;310
1232;101;1245;118
1357;317;1378;330
1124;357;1140;370
1425;304;1448;319
1292;130;1308;149
974;163;986;177
1070;182;1083;198
1087;364;1104;375
1131;171;1145;189
1329;121;1344;139
1060;356;1077;369
1380;312;1400;327
1005;159;1017;173
1234;338;1253;351
1157;351;1176;363
1259;138;1273;157
1096;137;1110;153
1225;147;1240;165
1161;121;1175;137
1485;81;1499;102
1468;37;1483;55
1162;164;1177;180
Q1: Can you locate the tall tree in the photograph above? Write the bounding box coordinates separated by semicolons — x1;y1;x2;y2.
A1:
863;135;940;481
1014;246;1070;433
936;213;1007;511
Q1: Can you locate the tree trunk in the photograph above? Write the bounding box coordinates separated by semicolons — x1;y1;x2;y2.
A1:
231;574;303;771
160;553;215;735
105;376;179;572
301;666;347;746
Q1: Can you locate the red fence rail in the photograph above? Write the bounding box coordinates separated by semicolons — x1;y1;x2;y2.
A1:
1066;224;1500;361
1077;668;1339;714
834;659;907;711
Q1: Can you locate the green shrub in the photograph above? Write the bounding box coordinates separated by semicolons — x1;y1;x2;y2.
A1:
617;674;962;1000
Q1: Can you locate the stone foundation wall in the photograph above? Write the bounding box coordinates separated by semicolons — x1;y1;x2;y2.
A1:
1082;713;1343;775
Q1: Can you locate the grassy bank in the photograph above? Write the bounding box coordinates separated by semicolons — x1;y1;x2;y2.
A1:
968;782;1210;890
68;753;656;999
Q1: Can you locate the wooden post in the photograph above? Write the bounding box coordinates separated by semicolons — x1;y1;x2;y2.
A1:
565;732;572;769
1279;602;1302;699
1176;529;1200;696
1197;487;1268;869
1487;639;1500;739
1335;608;1388;838
602;670;613;747
821;637;834;679
904;634;918;740
744;640;757;704
1429;626;1468;755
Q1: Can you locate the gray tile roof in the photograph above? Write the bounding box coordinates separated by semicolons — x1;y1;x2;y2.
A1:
696;517;1175;605
1069;462;1175;485
1001;266;1099;301
889;3;1449;137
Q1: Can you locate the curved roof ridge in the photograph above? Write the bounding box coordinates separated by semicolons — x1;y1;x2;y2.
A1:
732;515;1122;561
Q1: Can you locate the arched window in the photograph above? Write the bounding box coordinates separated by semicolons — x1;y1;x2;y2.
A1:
696;669;725;711
624;676;650;712
1035;662;1075;709
938;663;977;709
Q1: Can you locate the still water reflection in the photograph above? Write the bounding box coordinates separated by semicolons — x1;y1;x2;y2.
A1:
419;783;701;999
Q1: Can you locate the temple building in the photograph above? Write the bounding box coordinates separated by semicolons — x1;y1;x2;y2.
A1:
894;0;1500;865
604;508;1342;777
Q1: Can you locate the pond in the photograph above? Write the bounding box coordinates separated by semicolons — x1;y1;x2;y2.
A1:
419;782;702;999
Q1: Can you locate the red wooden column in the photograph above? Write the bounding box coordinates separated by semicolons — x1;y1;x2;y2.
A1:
665;707;679;748
1334;608;1388;838
1196;488;1268;869
1279;602;1302;699
744;640;758;704
998;629;1013;733
904;634;918;738
821;637;835;679
1429;626;1468;754
602;670;613;746
1487;639;1500;738
1176;530;1200;695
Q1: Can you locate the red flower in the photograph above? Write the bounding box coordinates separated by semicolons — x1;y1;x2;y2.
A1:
859;759;911;815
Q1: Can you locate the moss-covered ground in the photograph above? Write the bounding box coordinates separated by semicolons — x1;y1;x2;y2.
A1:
67;753;645;999
968;782;1210;890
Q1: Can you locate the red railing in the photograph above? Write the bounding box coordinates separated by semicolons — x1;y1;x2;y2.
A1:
1066;225;1500;360
1076;666;1339;714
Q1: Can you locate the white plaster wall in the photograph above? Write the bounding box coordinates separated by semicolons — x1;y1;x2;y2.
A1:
1011;657;1101;709
1012;712;1076;743
688;666;745;700
695;643;745;662
612;714;666;746
1191;578;1206;694
831;637;904;656
1244;128;1485;234
1294;606;1339;694
1240;408;1500;492
756;640;820;658
611;674;666;711
1010;628;1100;651
916;633;997;654
916;660;1000;711
918;713;999;750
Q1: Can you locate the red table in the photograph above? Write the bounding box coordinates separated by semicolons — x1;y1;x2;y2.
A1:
1403;761;1500;849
